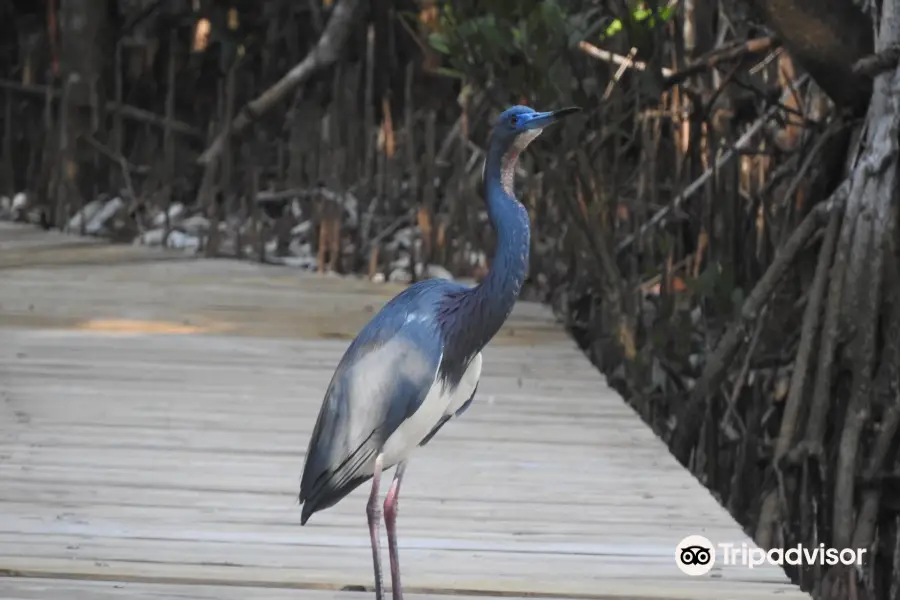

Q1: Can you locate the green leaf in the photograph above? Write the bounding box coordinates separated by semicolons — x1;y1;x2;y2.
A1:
659;5;676;21
603;19;623;39
434;67;465;79
539;0;566;34
478;16;513;55
428;32;451;55
600;2;676;40
511;26;524;47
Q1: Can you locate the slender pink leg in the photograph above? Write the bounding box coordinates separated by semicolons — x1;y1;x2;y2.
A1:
383;461;407;600
367;454;385;600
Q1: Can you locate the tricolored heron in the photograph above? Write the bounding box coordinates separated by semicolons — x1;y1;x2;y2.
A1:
299;104;581;600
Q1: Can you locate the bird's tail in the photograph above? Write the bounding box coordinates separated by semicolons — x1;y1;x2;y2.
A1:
299;472;371;525
300;497;316;525
299;440;378;525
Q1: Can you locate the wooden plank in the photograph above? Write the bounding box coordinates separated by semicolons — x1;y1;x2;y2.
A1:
0;224;809;600
0;224;186;271
0;238;565;344
0;577;801;600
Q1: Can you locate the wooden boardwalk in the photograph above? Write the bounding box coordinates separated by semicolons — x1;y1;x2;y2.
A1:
0;223;808;600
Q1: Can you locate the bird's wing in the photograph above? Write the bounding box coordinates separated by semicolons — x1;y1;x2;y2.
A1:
420;351;482;446
299;296;444;522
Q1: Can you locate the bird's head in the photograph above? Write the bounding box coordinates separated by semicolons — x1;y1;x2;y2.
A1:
490;105;582;154
484;105;581;195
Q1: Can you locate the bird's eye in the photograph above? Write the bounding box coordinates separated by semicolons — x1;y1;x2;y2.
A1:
509;115;518;126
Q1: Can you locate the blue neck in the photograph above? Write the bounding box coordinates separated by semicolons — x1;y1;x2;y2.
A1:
442;139;531;358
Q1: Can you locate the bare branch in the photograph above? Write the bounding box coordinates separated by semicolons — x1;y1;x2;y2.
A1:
852;247;900;551
853;45;900;77
749;0;873;112
197;0;363;165
578;40;674;78
671;191;848;464
754;201;842;548
616;75;809;255
0;78;205;140
662;37;779;87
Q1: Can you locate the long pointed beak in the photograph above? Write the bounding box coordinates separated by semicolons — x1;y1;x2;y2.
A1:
524;106;582;130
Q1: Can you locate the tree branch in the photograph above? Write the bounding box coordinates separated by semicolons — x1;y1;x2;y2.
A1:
196;0;363;165
755;202;842;548
833;215;883;550
662;37;779;87
776;202;842;459
578;40;674;78
748;0;873;112
616;74;809;255
852;246;900;551
0;78;205;140
671;191;848;464
854;45;900;77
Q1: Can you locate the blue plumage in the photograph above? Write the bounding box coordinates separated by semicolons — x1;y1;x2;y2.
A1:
298;104;581;600
299;278;463;522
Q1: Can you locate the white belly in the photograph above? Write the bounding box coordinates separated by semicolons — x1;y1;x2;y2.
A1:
381;352;482;466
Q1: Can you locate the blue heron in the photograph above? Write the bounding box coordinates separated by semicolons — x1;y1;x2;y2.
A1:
299;104;581;600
